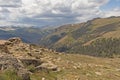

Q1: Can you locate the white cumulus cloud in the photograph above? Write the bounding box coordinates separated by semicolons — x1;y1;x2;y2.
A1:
0;0;119;26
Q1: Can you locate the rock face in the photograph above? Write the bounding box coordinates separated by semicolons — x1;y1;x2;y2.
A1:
0;37;22;54
0;40;10;54
8;37;22;44
0;44;10;54
0;37;58;80
0;54;30;80
0;56;21;70
20;59;42;67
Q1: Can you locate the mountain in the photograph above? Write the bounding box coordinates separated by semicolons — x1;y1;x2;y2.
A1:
0;17;120;57
39;17;120;57
0;26;54;44
0;37;120;80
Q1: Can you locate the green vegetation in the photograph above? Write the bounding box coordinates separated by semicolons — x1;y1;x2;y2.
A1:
0;69;22;80
39;17;120;57
30;54;120;80
70;38;120;57
27;65;36;72
31;71;58;80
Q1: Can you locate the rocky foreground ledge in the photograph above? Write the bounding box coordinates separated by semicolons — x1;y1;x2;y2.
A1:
0;37;59;80
1;37;120;80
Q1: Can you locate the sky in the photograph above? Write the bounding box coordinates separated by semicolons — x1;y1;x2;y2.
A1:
0;0;120;27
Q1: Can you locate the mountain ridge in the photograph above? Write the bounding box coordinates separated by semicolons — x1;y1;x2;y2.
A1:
39;17;120;57
0;27;55;44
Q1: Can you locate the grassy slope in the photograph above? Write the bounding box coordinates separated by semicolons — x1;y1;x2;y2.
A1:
39;23;83;47
0;45;120;80
39;17;120;52
31;53;120;80
0;37;120;80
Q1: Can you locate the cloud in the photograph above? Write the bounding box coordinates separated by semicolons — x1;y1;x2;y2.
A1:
0;0;119;26
104;8;120;17
0;0;21;8
20;0;110;25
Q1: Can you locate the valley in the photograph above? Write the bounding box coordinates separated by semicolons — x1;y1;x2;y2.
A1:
0;26;54;44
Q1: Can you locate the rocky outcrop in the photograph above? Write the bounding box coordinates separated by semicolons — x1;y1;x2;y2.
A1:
8;37;22;44
0;54;30;80
20;58;42;67
0;56;20;70
0;37;22;54
0;37;59;79
0;44;10;54
0;40;10;54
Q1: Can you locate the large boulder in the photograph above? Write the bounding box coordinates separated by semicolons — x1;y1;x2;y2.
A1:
0;55;23;70
35;62;58;71
0;55;30;80
8;37;22;45
20;58;42;67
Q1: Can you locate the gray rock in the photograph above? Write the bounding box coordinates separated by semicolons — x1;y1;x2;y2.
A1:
35;62;58;71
